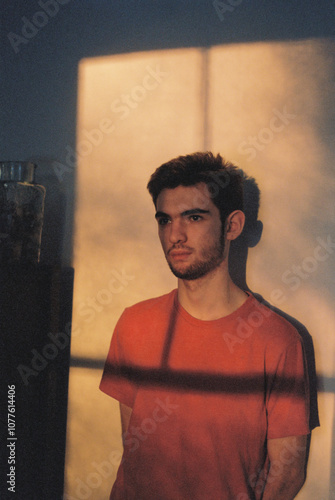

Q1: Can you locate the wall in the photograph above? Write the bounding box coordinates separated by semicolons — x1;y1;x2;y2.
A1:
1;2;335;499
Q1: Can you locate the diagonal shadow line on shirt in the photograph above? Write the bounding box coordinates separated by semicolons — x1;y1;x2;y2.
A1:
160;298;178;369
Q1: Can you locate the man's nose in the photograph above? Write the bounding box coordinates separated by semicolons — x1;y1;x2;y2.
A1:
169;220;187;244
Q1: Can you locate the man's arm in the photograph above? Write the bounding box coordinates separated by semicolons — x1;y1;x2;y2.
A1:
262;434;308;500
120;402;132;435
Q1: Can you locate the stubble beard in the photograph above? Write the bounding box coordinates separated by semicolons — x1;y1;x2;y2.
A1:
167;233;226;281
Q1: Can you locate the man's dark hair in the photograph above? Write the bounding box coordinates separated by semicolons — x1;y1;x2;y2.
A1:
147;151;244;225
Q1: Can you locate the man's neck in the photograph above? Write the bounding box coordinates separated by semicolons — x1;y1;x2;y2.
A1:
177;263;248;321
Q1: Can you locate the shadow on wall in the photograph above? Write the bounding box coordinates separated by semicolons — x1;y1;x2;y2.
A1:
229;173;320;432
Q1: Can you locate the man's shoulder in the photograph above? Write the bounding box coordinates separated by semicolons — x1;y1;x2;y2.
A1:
247;293;302;346
115;289;177;340
121;289;177;320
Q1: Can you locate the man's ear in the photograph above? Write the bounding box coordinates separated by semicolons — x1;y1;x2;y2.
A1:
225;211;245;241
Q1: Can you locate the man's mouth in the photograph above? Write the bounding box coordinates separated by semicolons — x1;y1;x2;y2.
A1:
168;249;192;260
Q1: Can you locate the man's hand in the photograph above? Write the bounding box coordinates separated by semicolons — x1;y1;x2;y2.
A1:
262;434;308;499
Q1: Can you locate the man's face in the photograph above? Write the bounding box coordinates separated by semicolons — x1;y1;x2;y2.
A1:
155;183;226;280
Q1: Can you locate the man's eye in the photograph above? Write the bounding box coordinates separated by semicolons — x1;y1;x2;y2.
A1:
189;215;202;222
158;218;170;226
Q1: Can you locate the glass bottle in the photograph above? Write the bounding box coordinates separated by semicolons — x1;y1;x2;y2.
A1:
0;161;46;264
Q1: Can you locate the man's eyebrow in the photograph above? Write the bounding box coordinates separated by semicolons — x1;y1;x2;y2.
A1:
181;208;210;216
155;208;210;219
155;211;169;219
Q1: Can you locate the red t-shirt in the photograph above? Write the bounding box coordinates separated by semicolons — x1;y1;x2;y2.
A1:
100;290;310;500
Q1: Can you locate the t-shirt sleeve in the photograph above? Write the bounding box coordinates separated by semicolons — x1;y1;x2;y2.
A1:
266;336;310;439
99;310;138;408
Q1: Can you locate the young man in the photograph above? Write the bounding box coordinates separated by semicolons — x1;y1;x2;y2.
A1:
100;152;310;500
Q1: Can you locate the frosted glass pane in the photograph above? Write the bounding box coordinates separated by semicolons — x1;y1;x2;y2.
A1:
210;39;335;500
72;48;205;360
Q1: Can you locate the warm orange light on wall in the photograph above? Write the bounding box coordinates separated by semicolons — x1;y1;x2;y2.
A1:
65;40;335;499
